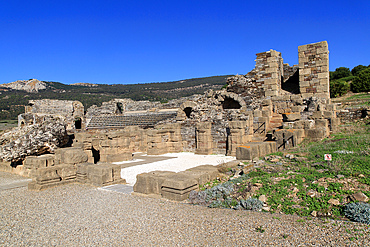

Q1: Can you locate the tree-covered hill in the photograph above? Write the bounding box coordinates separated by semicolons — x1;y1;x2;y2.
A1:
0;75;231;120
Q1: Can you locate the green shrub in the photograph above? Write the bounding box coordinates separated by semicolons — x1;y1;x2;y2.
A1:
236;198;263;211
330;79;350;98
351;68;370;93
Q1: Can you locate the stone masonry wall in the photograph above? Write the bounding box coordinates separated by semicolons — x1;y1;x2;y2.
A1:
298;41;329;99
254;50;283;97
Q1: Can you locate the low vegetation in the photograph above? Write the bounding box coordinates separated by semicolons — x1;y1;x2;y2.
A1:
193;121;370;224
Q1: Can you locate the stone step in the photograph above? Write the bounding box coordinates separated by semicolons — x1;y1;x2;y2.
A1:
87;112;177;129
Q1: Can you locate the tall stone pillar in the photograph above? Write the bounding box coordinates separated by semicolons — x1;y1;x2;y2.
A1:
195;122;213;155
298;41;329;99
254;50;284;97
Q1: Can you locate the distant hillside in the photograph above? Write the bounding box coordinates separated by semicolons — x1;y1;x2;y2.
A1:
0;75;231;120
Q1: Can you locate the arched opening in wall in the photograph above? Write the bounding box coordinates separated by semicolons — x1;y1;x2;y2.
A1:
222;97;241;110
20;121;25;127
92;146;100;164
116;102;124;114
184;107;193;118
75;118;82;129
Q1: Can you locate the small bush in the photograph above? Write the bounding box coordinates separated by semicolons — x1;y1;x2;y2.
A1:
330;80;350;98
205;182;234;201
236;198;263;211
344;202;370;225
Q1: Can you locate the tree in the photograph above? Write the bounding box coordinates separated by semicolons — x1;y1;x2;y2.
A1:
330;67;352;80
351;68;370;93
351;65;369;76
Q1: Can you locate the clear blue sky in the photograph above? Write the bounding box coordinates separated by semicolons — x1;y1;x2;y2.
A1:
1;0;369;85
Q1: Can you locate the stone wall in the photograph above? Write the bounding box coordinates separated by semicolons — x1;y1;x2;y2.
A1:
298;41;329;99
22;99;84;130
254;50;284;97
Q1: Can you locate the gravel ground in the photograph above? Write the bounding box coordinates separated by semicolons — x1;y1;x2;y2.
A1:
117;153;236;185
1;178;369;246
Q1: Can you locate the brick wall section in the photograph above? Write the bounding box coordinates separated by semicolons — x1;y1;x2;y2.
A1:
298;41;329;99
253;50;283;97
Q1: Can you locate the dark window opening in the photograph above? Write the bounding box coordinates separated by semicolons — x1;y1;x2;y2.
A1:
222;97;241;109
184;107;193;118
92;146;100;164
75;118;82;129
116;102;124;114
20;121;25;127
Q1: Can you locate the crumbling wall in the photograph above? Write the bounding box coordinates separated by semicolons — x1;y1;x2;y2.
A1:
298;41;330;99
86;99;134;118
22;99;84;130
227;50;283;97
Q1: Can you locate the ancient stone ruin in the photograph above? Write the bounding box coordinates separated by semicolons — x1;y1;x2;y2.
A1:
0;41;351;200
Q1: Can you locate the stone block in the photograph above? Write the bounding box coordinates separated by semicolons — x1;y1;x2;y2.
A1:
323;111;335;118
253;110;262;117
55;147;88;165
87;163;117;186
291;106;302;112
34;167;61;184
236;143;260;160
183;165;219;185
329;118;341;132
273;129;304;150
305;129;328;141
161;173;198;201
24;154;55;169
76;162;94;183
311;111;323;119
315;119;329;129
282;113;301;122
326;104;336;111
134;171;176;194
100;153;132;163
293;120;315;129
57;164;77;180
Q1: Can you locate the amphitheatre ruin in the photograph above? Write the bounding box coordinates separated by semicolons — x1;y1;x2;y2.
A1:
0;41;354;201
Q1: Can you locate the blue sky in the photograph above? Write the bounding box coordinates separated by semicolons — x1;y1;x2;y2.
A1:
1;0;369;85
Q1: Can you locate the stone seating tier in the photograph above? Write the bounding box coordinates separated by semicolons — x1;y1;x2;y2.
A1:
87;112;177;129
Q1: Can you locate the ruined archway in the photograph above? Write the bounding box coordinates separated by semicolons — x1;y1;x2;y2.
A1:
222;97;241;109
184;107;193;118
92;146;100;164
75;117;82;129
116;102;124;114
180;101;198;119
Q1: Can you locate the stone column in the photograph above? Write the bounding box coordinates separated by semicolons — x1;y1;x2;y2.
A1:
195;122;213;155
227;121;253;156
298;41;329;99
254;50;283;97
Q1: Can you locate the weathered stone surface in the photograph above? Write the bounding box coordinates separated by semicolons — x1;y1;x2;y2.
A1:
55;147;88;165
282;113;301;122
134;171;177;194
350;192;369;202
0;120;68;162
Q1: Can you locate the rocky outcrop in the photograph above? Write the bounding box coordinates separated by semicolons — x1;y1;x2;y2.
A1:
1;79;49;92
0;120;68;162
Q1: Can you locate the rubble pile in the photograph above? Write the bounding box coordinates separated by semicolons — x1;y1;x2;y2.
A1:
0;120;68;162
